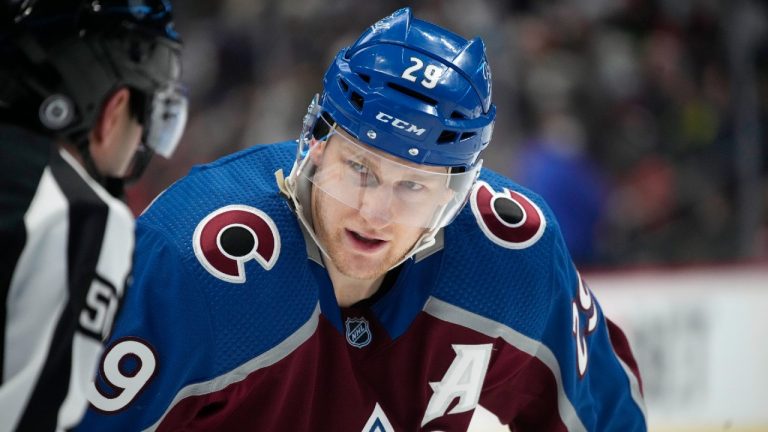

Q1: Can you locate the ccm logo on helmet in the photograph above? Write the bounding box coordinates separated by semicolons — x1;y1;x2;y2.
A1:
193;205;281;283
375;112;426;136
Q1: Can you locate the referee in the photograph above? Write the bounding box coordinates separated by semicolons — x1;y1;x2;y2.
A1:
0;1;186;430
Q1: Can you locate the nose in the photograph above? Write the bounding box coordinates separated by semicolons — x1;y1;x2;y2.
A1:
358;185;394;228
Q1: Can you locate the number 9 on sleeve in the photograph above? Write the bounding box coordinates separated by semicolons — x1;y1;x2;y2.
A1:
87;337;158;413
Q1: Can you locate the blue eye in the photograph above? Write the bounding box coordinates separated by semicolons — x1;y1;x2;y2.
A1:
398;180;425;192
347;160;368;174
346;160;378;187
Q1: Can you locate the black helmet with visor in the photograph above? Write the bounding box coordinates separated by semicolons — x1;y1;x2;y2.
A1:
0;0;187;181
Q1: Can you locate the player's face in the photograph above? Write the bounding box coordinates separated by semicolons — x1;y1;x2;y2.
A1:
310;133;447;280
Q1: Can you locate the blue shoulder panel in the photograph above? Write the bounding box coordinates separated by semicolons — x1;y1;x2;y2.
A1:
79;142;322;431
138;141;319;375
432;167;647;430
434;168;564;338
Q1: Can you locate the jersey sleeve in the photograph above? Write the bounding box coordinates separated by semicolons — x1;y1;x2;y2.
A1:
75;221;215;431
480;233;647;431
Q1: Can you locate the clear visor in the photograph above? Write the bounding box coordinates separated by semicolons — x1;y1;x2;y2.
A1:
145;83;188;158
295;111;480;229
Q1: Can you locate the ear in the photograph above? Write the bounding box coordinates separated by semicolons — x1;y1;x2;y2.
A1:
91;87;131;147
308;137;326;165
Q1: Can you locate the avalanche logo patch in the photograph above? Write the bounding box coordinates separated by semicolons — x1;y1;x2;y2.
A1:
345;317;372;348
470;181;546;249
193;204;281;283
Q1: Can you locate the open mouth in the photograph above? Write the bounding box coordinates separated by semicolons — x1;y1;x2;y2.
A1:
346;229;386;251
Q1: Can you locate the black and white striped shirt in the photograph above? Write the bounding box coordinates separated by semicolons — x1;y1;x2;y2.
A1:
1;125;132;432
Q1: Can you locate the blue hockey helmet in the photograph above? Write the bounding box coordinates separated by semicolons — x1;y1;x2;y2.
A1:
287;7;497;251
319;7;495;170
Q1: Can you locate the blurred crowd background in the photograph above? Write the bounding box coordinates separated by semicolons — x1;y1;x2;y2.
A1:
127;0;768;269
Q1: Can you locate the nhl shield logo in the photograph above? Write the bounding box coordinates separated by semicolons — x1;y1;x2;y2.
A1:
345;317;372;348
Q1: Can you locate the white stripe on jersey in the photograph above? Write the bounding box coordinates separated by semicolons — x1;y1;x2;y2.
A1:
4;168;68;378
0;148;134;432
57;150;134;430
1;167;70;432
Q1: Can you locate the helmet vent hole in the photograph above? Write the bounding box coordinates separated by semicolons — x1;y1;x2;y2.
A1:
387;83;437;106
338;78;349;93
460;132;476;141
357;73;371;83
350;92;364;111
437;130;457;144
450;111;467;119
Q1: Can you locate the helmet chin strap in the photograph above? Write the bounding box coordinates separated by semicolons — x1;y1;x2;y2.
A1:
75;138;127;198
280;162;331;261
278;163;441;273
76;137;105;184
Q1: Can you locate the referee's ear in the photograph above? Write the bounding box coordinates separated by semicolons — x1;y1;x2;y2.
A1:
88;87;143;177
91;88;131;146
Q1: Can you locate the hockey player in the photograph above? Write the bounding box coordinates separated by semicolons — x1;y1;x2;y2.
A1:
78;8;646;431
0;1;186;430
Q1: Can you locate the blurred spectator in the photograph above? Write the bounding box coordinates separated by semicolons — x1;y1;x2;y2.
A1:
513;112;608;265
